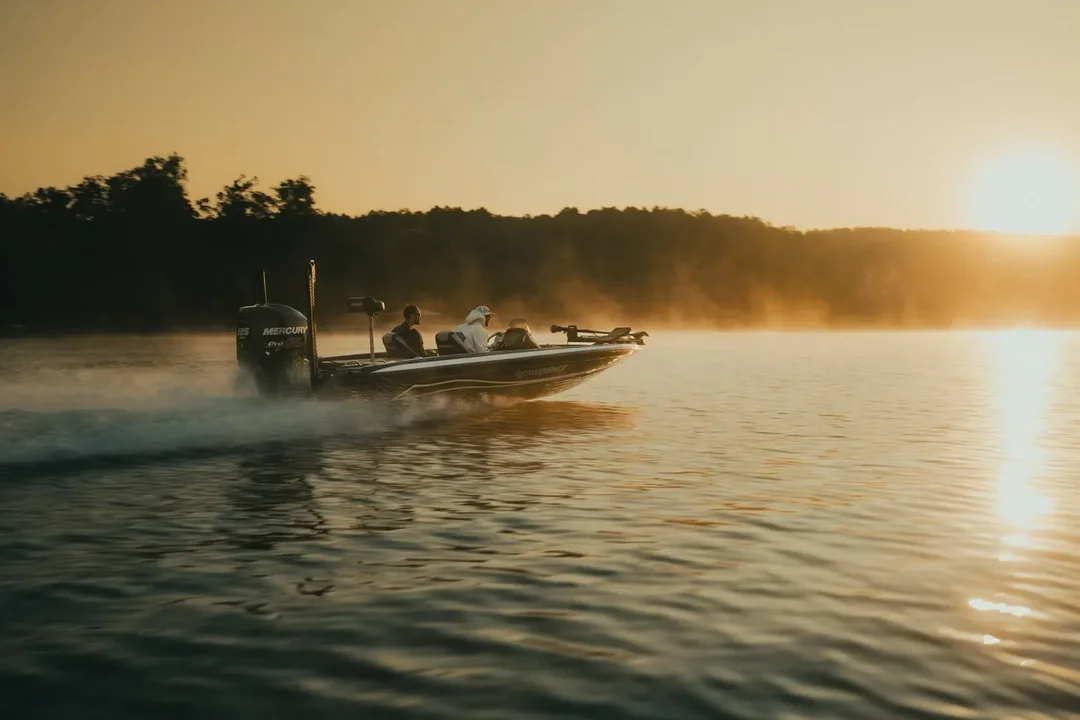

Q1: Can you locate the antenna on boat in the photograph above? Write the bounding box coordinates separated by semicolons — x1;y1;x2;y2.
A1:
306;260;319;388
261;270;269;304
346;294;386;361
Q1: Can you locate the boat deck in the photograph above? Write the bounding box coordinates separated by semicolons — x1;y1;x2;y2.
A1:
317;343;597;372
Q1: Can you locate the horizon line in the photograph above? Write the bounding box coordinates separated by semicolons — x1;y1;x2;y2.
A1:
4;151;1079;240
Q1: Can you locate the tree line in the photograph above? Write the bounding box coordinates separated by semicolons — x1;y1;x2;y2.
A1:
2;153;1079;334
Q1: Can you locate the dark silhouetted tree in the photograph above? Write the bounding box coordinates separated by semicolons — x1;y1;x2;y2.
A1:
274;176;317;217
212;175;277;221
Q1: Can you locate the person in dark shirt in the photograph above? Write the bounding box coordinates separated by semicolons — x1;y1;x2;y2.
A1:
391;304;425;356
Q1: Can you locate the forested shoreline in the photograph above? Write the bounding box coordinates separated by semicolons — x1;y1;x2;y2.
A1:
3;154;1079;335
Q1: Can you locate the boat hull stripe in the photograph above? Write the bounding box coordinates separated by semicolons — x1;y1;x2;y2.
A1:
371;344;638;374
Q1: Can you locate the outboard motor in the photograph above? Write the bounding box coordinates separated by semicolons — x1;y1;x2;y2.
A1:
237;261;320;397
235;303;311;395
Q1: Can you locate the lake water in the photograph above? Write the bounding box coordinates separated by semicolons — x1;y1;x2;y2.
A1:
2;330;1079;719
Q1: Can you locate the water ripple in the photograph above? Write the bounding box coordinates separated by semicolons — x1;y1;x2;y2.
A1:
3;331;1080;718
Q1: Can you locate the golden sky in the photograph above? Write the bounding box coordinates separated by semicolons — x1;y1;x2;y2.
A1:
2;0;1078;232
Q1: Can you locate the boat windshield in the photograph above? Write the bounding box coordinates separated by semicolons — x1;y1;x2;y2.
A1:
496;319;539;350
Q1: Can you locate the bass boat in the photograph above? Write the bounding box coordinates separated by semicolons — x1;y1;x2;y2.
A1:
235;261;647;402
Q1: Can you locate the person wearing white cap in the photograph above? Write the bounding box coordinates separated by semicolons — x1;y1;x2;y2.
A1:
454;305;494;353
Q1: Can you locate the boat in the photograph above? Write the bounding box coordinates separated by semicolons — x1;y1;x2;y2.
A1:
235;261;647;402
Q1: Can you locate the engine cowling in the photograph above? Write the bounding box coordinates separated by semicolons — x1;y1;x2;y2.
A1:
235;303;311;395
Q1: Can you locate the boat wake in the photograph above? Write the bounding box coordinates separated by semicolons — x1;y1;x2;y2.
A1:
0;365;480;469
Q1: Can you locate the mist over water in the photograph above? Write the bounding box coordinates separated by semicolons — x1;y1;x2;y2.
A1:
4;330;1080;719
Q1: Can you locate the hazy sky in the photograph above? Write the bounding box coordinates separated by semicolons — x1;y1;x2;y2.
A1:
2;0;1078;231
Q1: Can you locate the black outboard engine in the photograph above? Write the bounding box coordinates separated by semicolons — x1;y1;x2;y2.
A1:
236;302;311;395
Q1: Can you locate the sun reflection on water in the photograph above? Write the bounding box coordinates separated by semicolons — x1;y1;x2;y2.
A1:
988;329;1059;533
968;330;1062;632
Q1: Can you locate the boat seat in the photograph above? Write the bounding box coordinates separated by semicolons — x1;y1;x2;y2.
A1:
497;326;539;350
435;330;470;355
382;331;422;359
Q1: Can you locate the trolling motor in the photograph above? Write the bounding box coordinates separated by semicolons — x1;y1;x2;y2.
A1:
347;295;386;360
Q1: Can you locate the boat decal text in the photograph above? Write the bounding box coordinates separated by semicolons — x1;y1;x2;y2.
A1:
263;326;307;336
515;364;568;379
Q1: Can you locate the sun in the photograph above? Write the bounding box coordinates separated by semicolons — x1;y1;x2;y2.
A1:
968;150;1079;236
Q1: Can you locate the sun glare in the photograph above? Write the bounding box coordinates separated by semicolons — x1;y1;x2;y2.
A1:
968;151;1079;236
965;329;1061;640
988;328;1059;532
